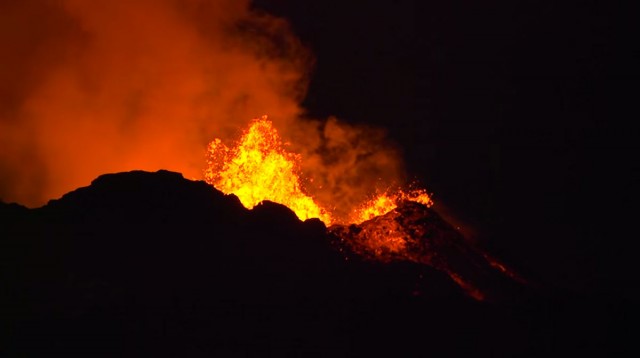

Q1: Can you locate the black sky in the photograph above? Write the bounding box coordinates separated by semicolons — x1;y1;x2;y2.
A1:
253;0;638;295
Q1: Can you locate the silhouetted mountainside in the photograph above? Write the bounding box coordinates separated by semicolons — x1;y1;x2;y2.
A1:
0;171;625;356
330;201;527;302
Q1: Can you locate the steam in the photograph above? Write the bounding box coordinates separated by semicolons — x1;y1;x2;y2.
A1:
0;0;404;212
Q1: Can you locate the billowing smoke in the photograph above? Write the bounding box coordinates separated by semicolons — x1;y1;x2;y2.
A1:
289;117;405;221
0;0;404;213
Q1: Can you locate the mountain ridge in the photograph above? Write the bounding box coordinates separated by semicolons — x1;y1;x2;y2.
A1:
0;169;609;356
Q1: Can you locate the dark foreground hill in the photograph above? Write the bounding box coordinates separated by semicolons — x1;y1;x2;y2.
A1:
0;170;628;356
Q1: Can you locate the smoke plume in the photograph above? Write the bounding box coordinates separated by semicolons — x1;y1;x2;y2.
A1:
0;0;404;215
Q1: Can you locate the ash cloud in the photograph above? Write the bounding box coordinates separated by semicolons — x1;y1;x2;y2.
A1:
0;0;404;213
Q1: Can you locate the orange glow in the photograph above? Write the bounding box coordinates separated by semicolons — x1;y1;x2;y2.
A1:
1;1;405;214
205;117;433;229
0;0;308;207
354;193;398;223
204;117;432;227
205;116;332;224
352;188;432;224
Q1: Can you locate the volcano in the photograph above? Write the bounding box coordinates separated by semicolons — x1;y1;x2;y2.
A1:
1;169;559;356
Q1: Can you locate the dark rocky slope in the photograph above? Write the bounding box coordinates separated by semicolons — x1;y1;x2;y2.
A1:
0;170;619;356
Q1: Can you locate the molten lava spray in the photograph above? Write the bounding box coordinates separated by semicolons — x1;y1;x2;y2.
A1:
0;0;405;213
205;116;331;224
353;188;432;224
205;116;431;225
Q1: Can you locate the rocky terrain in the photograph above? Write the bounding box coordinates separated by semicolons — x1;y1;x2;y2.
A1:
0;170;628;356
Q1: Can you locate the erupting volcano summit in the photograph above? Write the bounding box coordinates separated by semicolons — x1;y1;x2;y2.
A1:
204;116;432;225
197;115;518;301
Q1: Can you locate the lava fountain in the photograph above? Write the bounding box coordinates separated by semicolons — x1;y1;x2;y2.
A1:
205;116;332;224
205;115;431;226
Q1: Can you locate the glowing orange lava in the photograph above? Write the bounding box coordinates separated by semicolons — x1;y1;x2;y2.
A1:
205;116;432;227
352;188;432;224
205;116;332;224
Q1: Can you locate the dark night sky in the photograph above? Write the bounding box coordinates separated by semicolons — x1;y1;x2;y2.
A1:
254;0;638;294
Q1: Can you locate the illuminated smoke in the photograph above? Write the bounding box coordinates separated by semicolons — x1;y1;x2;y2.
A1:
0;0;405;210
